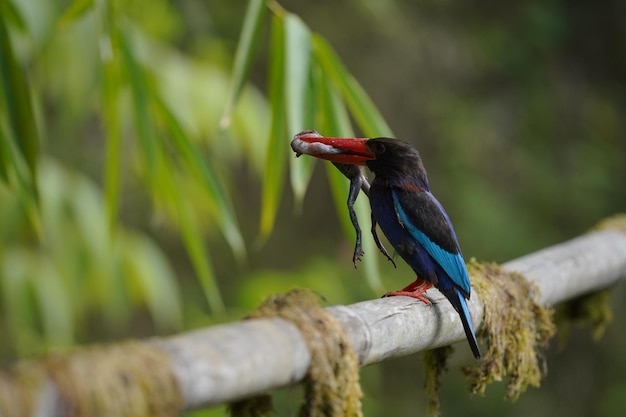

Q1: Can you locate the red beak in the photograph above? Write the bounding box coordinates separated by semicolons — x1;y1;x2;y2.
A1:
291;130;375;165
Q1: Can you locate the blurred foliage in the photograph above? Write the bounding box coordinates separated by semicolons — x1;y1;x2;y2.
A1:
0;0;269;357
1;0;626;416
0;159;183;357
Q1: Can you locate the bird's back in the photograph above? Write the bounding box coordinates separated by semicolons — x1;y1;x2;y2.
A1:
369;180;471;297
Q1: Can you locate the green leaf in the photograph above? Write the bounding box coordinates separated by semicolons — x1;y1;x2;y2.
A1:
0;0;27;33
313;65;353;140
36;161;127;326
312;34;393;138
164;169;225;315
316;69;356;237
31;259;74;346
58;0;95;28
0;12;39;186
139;115;226;315
220;0;267;129
117;27;158;182
1;250;40;354
0;122;39;205
0;119;11;181
259;15;287;238
284;14;312;134
284;13;315;205
122;233;183;330
102;57;122;232
155;97;246;262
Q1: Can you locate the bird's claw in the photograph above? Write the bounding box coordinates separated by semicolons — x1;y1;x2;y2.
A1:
352;248;365;268
382;278;433;305
382;290;432;306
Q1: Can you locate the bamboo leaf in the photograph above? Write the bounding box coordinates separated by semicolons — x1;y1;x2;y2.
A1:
259;15;287;238
151;109;226;315
0;122;40;206
116;26;246;261
122;233;183;330
284;14;312;134
109;26;235;311
0;11;39;185
161;167;225;315
58;0;95;28
284;13;315;205
312;64;352;136
102;55;122;232
31;259;74;346
316;68;356;238
177;201;224;316
117;27;158;181
1;250;39;354
138;103;227;315
312;34;393;138
220;0;267;129
0;119;11;181
155;98;246;261
0;0;26;33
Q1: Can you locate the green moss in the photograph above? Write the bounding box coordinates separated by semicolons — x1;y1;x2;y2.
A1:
229;289;362;417
556;290;613;342
552;213;623;342
229;396;273;417
462;260;555;401
0;363;46;417
0;341;182;417
593;213;626;235
423;346;453;417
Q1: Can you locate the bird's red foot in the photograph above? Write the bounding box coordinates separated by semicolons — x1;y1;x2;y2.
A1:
383;278;433;306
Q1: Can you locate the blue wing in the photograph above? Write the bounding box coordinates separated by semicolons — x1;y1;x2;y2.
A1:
391;189;471;296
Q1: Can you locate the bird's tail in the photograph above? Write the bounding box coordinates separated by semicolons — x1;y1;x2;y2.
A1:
444;287;481;359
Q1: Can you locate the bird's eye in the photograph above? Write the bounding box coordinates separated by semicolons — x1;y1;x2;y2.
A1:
372;142;386;154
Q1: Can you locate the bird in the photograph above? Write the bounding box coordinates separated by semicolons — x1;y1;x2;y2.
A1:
291;131;481;358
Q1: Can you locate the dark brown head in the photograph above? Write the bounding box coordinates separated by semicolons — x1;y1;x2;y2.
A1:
363;138;428;186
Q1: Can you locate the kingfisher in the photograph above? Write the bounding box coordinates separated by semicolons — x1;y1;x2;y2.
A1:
291;131;481;358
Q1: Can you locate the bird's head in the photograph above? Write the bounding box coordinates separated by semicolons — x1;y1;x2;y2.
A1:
291;131;428;186
363;138;427;182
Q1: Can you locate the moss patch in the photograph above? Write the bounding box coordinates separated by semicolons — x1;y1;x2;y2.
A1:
553;213;624;342
556;290;613;342
229;289;362;417
229;396;274;417
422;346;453;417
0;362;47;417
0;341;181;417
593;213;626;235
463;260;556;401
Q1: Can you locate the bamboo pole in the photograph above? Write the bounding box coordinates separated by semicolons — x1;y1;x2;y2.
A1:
2;229;626;416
